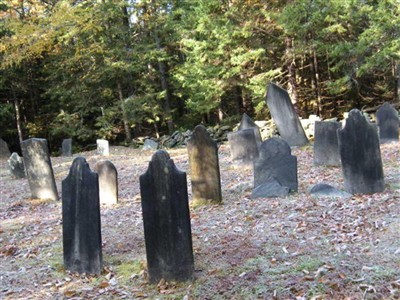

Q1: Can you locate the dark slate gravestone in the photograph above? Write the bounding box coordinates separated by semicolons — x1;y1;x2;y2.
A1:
62;157;102;274
313;121;341;166
62;138;72;156
338;109;385;194
376;102;399;143
7;152;26;179
0;138;11;158
187;125;222;205
265;82;308;146
140;150;194;283
21;138;58;200
251;179;289;198
238;113;262;146
96;139;109;156
227;129;259;166
253;137;297;196
93;160;118;205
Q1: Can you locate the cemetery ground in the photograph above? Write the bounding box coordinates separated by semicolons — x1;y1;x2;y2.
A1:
0;144;399;300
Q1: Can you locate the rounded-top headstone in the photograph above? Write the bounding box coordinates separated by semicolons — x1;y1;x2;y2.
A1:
7;152;26;179
376;102;399;143
93;160;118;205
258;136;291;160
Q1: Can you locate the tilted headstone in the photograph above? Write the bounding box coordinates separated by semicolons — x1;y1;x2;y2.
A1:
338;109;385;194
7;152;26;179
140;150;194;283
187;125;222;205
62;157;102;274
376;102;399;143
96;139;109;156
313;121;341;166
227;129;259;166
238;113;262;146
265;82;308;146
93;160;118;205
143;139;159;150
21;138;58;200
62;138;73;156
253;137;297;197
0;138;11;158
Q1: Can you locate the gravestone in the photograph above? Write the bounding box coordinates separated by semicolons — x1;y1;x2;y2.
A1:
187;125;222;205
376;102;399;143
338;109;385;194
309;183;352;199
265;82;308;146
96;139;109;156
227;129;259;166
140;150;194;283
21;138;58;200
251;179;289;198
62;138;72;156
7;152;26;179
313;121;341;166
0;138;11;158
143;139;159;150
253;137;297;197
93;160;118;205
62;157;102;274
238;113;262;145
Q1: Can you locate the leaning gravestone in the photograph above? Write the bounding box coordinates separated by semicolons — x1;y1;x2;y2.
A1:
338;109;385;194
7;152;26;179
140;150;194;283
187;125;222;205
62;157;102;274
0;138;11;158
227;129;259;166
376;102;399;143
96;139;109;156
265;82;308;146
238;113;262;146
62;138;72;156
313;121;341;166
252;137;297;198
93;160;118;205
21;138;58;200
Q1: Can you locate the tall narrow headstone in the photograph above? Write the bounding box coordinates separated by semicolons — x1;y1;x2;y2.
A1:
238;113;262;145
96;139;109;156
21;138;58;200
227;129;259;166
376;102;399;143
93;160;118;205
62;157;102;274
7;152;26;179
140;150;194;283
252;137;297;198
313;121;341;166
265;82;308;146
0;138;11;158
338;109;385;194
187;125;222;205
62;138;73;156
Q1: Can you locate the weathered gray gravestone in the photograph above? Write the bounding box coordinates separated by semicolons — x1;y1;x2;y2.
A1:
227;129;259;166
238;113;262;146
338;109;385;194
93;160;118;205
252;137;297;198
187;125;222;205
62;157;102;274
313;121;341;166
0;138;11;158
96;139;109;156
309;183;352;199
143;139;159;150
265;82;308;146
376;102;399;143
21;138;58;200
140;150;194;283
8;152;26;179
62;138;73;156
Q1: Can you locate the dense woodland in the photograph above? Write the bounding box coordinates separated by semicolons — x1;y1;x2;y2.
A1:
1;0;399;152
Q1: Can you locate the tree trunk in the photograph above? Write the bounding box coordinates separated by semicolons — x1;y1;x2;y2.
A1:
396;62;400;102
14;97;23;144
117;82;132;143
311;48;322;115
285;37;298;112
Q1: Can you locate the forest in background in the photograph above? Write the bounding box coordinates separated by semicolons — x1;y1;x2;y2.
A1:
0;0;399;153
